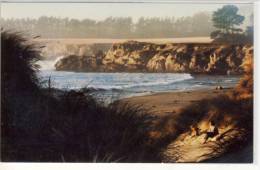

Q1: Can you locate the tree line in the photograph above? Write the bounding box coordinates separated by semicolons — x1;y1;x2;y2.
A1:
211;5;253;43
1;12;215;38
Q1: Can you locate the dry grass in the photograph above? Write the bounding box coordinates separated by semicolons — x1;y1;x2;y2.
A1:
231;46;253;100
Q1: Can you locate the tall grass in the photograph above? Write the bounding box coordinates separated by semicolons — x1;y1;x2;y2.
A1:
1;31;158;162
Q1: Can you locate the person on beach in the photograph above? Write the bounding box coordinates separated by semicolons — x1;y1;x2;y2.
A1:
203;120;219;143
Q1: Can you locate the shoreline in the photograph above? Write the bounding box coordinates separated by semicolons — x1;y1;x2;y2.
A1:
119;87;233;117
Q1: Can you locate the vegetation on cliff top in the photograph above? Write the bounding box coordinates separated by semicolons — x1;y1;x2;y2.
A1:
211;5;253;44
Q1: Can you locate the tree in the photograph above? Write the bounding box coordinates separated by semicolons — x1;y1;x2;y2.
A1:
2;13;216;38
212;5;245;34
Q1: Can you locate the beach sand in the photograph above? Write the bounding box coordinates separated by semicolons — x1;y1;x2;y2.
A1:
120;87;232;117
121;87;254;163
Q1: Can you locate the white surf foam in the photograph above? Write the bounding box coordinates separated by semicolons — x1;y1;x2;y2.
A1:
38;71;193;90
37;56;64;70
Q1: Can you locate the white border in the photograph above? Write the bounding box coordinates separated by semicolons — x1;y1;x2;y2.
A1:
0;0;259;170
0;0;257;3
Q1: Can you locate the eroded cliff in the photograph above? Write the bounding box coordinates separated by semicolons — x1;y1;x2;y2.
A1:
55;41;252;74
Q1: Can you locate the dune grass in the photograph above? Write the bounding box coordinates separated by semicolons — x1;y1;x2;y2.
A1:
1;31;159;162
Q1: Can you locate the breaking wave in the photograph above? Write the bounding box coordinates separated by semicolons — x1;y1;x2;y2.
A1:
37;56;64;70
37;70;240;100
38;71;193;90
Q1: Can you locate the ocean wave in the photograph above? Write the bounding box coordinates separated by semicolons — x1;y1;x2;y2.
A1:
37;56;64;70
86;74;193;90
38;71;240;101
224;79;234;82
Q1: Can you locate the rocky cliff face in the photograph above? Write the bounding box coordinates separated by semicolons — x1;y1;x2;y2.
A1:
55;41;253;74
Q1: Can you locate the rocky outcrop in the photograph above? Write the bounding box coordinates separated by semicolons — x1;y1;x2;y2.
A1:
55;51;105;72
55;55;97;72
147;55;166;72
55;41;253;74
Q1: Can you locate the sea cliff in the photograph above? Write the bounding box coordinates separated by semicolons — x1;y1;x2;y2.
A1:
55;41;253;75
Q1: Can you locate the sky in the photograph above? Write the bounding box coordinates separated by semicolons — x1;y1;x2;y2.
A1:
0;2;254;22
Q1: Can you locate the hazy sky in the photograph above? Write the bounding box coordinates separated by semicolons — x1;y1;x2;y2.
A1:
1;2;253;22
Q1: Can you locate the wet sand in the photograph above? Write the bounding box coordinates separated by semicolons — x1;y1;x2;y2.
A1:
120;88;232;116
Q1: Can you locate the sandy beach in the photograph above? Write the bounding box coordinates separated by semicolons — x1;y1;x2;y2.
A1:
120;88;233;117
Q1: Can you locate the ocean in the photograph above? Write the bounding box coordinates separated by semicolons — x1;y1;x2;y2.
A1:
37;59;240;102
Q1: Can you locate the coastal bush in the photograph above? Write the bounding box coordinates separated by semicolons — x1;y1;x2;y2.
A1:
232;46;253;100
1;31;41;92
1;31;158;162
